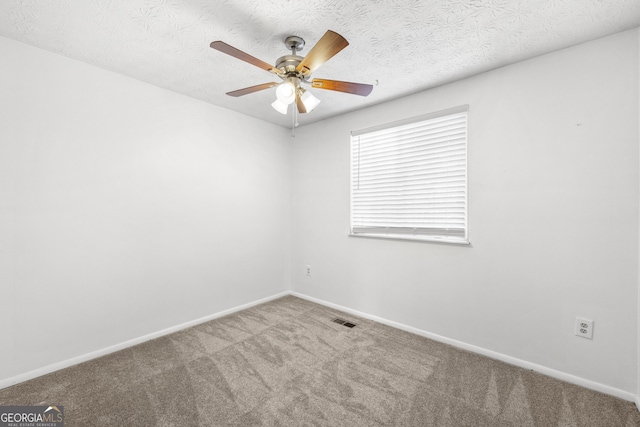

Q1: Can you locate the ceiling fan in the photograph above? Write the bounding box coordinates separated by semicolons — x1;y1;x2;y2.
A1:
210;30;373;115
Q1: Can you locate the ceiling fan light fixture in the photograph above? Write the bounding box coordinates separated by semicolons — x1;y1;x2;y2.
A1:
275;81;296;105
271;99;289;114
211;30;373;120
300;90;321;112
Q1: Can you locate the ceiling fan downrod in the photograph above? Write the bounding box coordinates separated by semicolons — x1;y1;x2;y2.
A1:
276;36;306;78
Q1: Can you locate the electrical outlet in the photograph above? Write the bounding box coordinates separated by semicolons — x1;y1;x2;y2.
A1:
575;317;594;339
306;265;312;277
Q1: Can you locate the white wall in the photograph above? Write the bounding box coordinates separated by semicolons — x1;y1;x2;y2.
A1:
2;27;639;399
0;36;291;382
637;27;640;409
291;29;639;395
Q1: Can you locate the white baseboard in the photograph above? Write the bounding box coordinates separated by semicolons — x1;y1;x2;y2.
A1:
2;289;638;410
291;292;638;404
0;291;289;391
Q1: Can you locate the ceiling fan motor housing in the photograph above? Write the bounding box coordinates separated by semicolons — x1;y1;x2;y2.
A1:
276;55;304;74
276;35;307;76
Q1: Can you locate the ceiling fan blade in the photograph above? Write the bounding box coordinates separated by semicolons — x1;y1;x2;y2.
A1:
295;93;307;114
210;41;282;75
311;79;373;96
296;30;349;76
226;82;278;97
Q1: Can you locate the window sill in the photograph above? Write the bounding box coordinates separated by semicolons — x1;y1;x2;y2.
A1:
349;233;470;246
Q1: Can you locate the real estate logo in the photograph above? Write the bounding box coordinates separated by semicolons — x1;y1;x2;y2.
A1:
0;405;64;427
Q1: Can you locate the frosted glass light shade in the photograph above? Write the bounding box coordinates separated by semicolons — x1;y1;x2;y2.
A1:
275;82;296;104
300;91;321;112
271;99;288;114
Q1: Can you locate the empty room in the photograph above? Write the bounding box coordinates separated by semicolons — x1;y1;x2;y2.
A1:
1;1;640;426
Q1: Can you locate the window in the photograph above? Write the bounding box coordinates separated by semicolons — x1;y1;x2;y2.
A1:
350;105;468;244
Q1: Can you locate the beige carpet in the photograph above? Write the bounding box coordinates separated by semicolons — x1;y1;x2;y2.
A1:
0;295;638;426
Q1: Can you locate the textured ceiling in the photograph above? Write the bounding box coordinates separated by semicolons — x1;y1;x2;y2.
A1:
2;0;640;128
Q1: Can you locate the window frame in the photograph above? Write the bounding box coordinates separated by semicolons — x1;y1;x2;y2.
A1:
349;105;469;245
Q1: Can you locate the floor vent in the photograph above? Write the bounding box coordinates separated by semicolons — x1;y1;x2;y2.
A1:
332;318;356;328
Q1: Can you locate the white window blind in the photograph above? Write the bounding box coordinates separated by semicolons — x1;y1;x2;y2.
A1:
350;106;468;243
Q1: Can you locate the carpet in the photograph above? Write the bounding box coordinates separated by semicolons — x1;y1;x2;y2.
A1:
0;296;638;426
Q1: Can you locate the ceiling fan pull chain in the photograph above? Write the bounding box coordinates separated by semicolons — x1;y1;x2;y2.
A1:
291;104;296;137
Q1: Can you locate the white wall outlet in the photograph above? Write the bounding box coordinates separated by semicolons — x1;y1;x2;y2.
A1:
306;265;312;277
575;317;594;339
